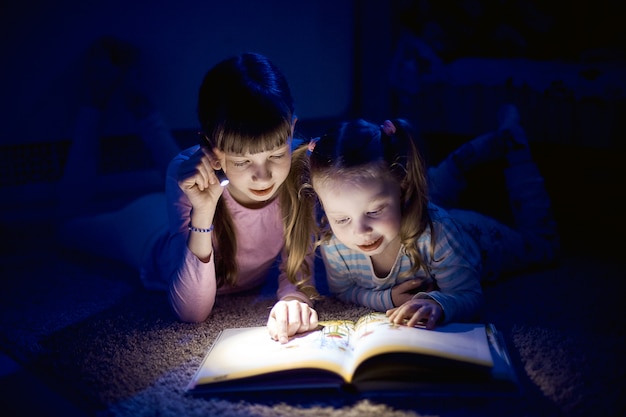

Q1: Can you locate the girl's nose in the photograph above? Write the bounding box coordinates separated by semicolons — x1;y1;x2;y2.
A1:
251;163;271;181
353;218;373;236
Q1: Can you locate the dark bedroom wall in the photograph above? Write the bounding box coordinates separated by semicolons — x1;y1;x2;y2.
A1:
0;0;358;146
386;0;626;148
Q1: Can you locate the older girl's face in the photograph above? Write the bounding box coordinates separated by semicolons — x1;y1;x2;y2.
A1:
314;175;402;257
213;143;292;208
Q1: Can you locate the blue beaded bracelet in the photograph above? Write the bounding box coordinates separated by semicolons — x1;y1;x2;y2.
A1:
188;223;214;233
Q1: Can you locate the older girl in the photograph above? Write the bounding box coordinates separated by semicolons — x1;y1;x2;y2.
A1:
58;45;319;343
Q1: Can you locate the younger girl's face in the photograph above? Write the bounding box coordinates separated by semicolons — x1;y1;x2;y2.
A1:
314;175;402;257
213;143;292;207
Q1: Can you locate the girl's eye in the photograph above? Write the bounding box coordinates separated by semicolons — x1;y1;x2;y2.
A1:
270;153;286;160
333;217;350;225
232;160;249;168
367;207;385;217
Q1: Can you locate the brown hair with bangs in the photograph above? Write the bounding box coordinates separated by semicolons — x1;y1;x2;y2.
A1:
196;52;317;297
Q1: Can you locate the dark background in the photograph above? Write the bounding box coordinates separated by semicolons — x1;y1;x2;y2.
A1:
1;2;625;416
2;0;625;251
2;0;623;144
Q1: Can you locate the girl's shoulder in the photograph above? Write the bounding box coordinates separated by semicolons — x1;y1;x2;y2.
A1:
426;203;467;236
425;203;481;256
178;144;201;158
426;202;452;223
168;144;200;165
166;145;200;178
167;145;200;178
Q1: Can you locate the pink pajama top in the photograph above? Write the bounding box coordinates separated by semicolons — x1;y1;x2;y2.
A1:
142;145;315;322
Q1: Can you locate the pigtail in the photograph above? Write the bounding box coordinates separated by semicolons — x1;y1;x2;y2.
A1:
280;141;321;300
390;119;436;279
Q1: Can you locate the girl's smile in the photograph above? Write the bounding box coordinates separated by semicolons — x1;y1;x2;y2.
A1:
357;236;383;252
249;185;275;197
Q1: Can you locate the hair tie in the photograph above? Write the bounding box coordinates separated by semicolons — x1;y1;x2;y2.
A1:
307;137;318;153
381;120;396;136
380;120;407;177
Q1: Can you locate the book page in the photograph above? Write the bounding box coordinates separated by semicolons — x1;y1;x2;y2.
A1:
189;324;358;389
350;312;494;375
188;314;497;392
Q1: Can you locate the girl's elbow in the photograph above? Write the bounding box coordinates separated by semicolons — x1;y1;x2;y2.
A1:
174;308;211;323
170;297;214;323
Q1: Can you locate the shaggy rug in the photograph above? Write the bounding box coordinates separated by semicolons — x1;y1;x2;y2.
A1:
0;221;624;417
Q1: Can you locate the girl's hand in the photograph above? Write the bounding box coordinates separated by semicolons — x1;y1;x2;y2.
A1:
386;299;443;330
267;299;319;344
391;277;437;307
177;146;224;210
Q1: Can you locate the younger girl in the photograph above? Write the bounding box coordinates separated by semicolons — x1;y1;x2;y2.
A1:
305;112;559;329
306;118;483;329
58;42;319;343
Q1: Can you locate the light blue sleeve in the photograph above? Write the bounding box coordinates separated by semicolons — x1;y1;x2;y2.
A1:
413;210;483;323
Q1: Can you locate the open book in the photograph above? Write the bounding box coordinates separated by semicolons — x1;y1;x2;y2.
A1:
186;312;518;397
